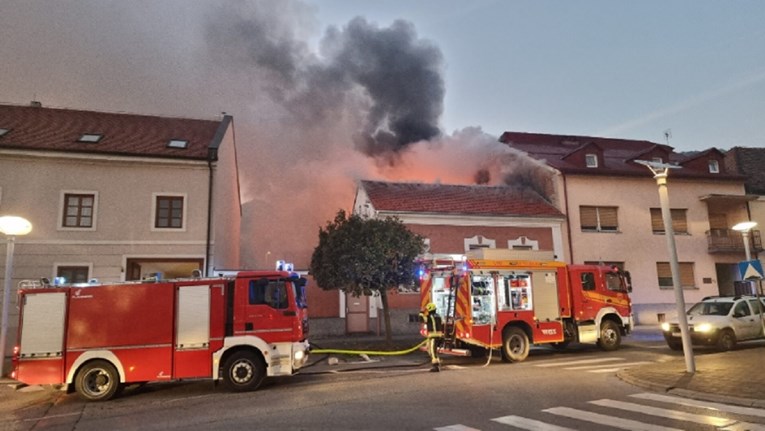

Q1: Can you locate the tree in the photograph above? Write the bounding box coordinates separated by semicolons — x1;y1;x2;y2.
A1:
310;210;425;344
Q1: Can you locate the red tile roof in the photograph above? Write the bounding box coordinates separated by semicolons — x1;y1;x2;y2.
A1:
499;131;743;181
360;180;564;218
0;103;224;160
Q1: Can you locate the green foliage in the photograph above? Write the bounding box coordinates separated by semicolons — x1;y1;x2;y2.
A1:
310;210;425;296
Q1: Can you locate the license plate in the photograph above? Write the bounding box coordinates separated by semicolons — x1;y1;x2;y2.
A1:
671;333;681;337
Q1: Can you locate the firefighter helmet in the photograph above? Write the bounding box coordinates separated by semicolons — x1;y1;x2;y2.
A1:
426;302;437;312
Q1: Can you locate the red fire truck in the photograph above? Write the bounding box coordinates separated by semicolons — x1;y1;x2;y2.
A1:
11;269;309;401
419;250;633;362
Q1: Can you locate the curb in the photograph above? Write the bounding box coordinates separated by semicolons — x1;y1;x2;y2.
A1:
616;369;765;409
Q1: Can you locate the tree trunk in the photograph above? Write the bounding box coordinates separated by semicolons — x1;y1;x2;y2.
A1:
380;288;393;345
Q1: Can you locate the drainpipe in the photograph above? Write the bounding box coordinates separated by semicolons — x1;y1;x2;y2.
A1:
206;159;214;277
561;172;574;263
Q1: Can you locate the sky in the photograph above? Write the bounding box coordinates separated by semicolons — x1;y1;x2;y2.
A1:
2;1;764;267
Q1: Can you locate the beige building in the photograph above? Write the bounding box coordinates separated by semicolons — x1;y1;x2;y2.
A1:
0;103;242;355
500;132;757;324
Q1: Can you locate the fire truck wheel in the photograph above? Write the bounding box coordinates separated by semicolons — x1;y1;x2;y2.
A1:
597;320;621;351
501;326;529;363
222;351;266;392
74;360;122;402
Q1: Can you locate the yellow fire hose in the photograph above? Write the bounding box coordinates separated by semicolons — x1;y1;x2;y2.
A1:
310;339;427;356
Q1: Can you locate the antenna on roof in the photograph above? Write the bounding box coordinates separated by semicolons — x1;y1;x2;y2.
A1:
663;129;672;145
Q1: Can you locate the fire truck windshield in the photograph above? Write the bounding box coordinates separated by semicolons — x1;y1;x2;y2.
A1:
605;272;627;292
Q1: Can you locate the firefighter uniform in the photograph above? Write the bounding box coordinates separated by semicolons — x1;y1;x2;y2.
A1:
420;303;443;372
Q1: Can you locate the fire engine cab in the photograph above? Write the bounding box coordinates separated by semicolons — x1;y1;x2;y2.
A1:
419;249;633;362
12;265;309;401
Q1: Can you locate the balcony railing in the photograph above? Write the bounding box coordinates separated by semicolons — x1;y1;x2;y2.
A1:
706;229;763;254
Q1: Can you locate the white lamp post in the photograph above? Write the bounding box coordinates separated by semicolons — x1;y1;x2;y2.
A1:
732;221;757;262
0;216;32;377
732;221;764;332
635;160;695;374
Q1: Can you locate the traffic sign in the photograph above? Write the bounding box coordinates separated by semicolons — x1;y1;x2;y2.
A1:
738;260;764;280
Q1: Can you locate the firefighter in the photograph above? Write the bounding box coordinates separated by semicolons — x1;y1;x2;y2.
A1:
420;302;443;372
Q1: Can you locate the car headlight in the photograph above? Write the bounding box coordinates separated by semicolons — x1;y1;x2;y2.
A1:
694;323;713;333
660;322;670;332
294;350;305;361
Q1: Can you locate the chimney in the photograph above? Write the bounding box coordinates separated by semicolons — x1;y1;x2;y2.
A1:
30;101;42;108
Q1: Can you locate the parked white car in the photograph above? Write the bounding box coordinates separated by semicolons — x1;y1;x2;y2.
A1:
661;295;765;351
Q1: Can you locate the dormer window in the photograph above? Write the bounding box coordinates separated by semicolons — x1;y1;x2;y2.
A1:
652;157;663;164
585;153;598;168
709;159;720;173
167;139;189;149
78;133;102;143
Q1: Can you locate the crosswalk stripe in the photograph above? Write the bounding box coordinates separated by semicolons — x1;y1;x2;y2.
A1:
492;415;575;431
534;357;623;367
720;422;765;431
433;425;480;431
590;399;735;427
543;406;683;431
565;361;652;371
631;392;765;418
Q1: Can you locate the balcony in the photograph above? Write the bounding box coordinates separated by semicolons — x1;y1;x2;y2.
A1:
706;229;763;254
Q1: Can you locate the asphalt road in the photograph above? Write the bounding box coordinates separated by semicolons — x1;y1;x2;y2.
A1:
6;336;765;430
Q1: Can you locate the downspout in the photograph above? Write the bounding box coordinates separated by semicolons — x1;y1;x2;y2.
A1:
562;172;574;263
206;158;214;277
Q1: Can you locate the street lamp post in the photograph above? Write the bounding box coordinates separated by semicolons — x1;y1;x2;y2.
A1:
635;160;695;374
732;221;764;332
0;216;32;377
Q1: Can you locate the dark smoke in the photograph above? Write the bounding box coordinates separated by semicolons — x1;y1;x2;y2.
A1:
207;11;445;157
322;18;444;156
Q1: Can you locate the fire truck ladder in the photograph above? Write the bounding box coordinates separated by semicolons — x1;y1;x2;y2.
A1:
442;273;459;349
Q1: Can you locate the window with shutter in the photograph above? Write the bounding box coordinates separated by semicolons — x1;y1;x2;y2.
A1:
650;208;688;234
656;262;695;288
580;206;618;232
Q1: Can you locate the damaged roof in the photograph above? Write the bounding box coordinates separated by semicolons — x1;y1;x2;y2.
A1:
360;180;564;219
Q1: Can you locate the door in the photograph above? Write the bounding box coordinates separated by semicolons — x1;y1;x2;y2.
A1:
346;293;369;333
242;277;297;343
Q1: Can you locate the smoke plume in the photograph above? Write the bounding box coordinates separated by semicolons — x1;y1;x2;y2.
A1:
0;0;547;268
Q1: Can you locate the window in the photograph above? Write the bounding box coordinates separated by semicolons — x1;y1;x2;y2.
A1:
167;139;189;149
652;157;663;163
709;160;720;173
581;272;596;291
585;154;598;168
464;235;496;251
57;266;89;284
580;206;618;232
656;262;695;288
650;208;688;234
249;278;288;309
0;128;9;137
62;193;95;228
77;133;102;143
154;195;184;229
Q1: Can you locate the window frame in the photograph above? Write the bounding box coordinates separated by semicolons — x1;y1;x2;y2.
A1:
151;193;187;231
579;206;619;232
58;190;98;231
656;262;696;289
585;153;598;168
54;263;92;284
650;208;688;234
708;160;720;174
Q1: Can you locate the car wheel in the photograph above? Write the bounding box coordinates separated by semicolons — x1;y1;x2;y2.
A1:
74;360;122;402
222;350;266;392
501;326;529;363
717;328;736;351
666;340;682;351
597;320;621;351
